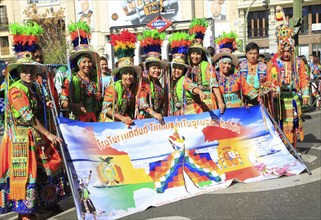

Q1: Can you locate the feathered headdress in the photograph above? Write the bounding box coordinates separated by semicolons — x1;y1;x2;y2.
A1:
68;21;99;66
215;31;240;53
169;32;194;67
9;22;44;63
68;21;91;50
189;17;208;41
137;29;167;69
110;29;141;77
212;31;240;66
110;29;137;60
188;18;209;56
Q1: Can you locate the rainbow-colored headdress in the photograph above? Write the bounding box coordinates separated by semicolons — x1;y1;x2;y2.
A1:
212;31;240;66
137;29;168;69
68;21;99;66
188;18;209;56
9;22;44;64
169;32;194;68
110;29;141;77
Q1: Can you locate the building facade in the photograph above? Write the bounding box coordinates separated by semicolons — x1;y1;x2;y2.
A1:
0;0;320;64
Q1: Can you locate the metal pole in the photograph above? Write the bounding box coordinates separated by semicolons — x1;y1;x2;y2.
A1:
44;66;82;218
293;0;302;55
243;0;257;52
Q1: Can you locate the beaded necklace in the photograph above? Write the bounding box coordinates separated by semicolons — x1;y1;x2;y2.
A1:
216;71;238;93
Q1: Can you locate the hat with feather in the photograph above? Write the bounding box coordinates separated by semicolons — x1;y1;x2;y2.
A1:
168;31;194;69
137;29;168;70
7;22;45;73
110;29;142;79
212;31;239;67
68;21;99;66
188;18;209;57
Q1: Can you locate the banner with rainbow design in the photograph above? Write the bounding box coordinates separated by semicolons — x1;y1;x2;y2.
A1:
58;105;305;219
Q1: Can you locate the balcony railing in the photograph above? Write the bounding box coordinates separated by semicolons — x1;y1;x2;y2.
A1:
248;28;269;38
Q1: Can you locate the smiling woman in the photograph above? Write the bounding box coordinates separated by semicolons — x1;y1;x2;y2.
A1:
136;29;168;123
60;21;101;122
99;30;142;125
0;22;69;219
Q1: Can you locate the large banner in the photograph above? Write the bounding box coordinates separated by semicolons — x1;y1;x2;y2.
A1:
107;0;182;26
58;106;305;219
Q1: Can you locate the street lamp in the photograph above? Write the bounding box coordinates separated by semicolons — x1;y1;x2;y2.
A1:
243;0;257;52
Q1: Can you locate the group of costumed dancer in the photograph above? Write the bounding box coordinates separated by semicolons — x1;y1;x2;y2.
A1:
0;6;311;220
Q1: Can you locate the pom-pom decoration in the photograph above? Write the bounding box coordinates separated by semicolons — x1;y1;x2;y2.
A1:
110;29;137;59
137;29;166;55
68;21;92;49
215;31;241;53
9;22;44;53
189;18;208;40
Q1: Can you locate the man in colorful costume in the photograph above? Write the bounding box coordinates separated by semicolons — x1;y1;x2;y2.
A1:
266;11;309;147
239;42;268;105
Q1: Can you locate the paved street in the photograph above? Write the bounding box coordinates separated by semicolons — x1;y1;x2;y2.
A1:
0;110;320;220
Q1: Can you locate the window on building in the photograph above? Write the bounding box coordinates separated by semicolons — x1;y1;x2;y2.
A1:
0;5;8;31
0;36;10;55
247;10;269;39
28;0;59;4
311;4;321;24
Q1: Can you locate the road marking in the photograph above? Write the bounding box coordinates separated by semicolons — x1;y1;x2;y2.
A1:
209;167;321;194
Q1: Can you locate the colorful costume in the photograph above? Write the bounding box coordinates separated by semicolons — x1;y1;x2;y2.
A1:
266;9;309;145
267;54;309;144
60;21;100;122
239;59;268;105
60;73;99;122
100;80;136;121
188;18;219;111
214;70;258;108
99;29;141;122
212;32;258;108
168;32;204;115
137;29;168;119
0;22;69;215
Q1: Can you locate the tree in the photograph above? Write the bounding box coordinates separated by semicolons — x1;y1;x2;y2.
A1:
23;4;67;64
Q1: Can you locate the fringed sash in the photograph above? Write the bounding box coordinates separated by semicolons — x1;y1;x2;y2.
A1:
9;127;31;200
